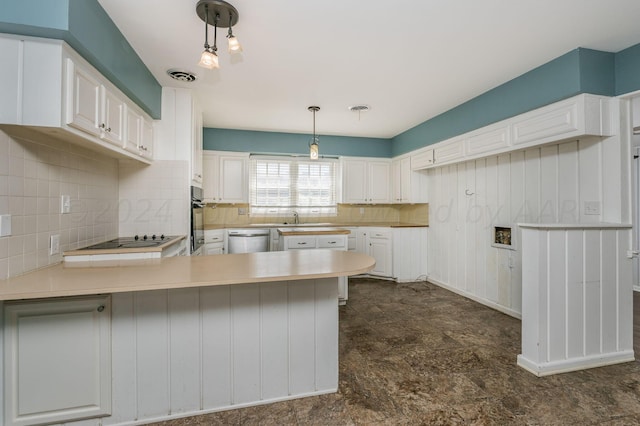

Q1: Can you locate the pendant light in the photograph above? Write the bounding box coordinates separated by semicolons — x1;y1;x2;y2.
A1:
196;0;241;69
308;106;320;160
198;4;219;69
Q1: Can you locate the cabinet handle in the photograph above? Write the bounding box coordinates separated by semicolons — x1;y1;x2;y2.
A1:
297;242;307;245
97;305;105;312
107;127;111;132
99;123;105;129
328;241;337;244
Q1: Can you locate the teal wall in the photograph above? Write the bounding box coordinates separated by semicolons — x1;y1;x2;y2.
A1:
0;0;162;118
391;48;617;156
204;128;391;158
615;43;640;96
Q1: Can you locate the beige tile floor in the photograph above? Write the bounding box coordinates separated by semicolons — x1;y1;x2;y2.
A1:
150;279;640;425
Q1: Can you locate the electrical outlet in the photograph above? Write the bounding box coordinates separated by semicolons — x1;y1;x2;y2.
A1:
50;234;60;255
238;207;247;215
61;195;71;214
359;207;364;214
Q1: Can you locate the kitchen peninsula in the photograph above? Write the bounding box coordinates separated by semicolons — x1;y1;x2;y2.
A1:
0;250;374;426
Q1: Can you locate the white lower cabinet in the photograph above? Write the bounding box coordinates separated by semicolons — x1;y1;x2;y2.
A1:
204;229;225;255
355;227;393;278
279;232;349;304
3;296;112;426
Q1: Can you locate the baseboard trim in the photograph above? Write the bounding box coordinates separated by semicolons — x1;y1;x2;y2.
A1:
426;277;522;319
517;351;636;377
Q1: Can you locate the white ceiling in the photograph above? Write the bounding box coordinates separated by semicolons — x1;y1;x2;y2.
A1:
98;0;640;139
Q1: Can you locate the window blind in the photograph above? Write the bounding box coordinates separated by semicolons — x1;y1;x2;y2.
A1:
249;157;337;216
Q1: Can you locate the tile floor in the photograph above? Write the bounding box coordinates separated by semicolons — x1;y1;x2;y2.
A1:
150;279;640;425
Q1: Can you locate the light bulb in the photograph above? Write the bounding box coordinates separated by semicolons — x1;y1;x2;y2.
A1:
227;35;242;53
198;49;219;69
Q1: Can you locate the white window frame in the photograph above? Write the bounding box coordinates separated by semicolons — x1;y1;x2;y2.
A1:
249;156;338;217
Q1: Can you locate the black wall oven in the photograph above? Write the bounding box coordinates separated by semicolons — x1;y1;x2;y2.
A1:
191;186;204;255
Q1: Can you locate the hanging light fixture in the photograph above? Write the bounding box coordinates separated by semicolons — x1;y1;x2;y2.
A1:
308;106;320;160
227;12;242;53
196;0;241;69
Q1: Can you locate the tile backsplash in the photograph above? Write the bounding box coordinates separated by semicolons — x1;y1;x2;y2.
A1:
118;160;189;237
0;129;119;279
204;203;429;226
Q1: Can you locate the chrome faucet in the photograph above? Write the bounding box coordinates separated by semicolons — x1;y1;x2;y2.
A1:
292;211;299;224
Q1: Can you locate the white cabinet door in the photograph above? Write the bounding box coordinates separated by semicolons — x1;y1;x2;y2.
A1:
368;161;391;203
202;151;247;203
433;139;464;165
392;157;412;203
140;117;154;159
368;237;392;277
342;159;368;203
3;296;111;426
354;227;393;278
191;101;203;186
342;158;391;204
355;228;368;254
101;87;125;146
219;154;247;202
66;59;101;136
411;148;434;170
202;152;220;202
124;106;141;153
204;245;224;255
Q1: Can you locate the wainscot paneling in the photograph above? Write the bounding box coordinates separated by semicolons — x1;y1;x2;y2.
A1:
518;225;634;376
427;138;610;317
95;280;338;425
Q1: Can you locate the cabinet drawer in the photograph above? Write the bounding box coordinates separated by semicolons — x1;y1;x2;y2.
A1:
204;230;225;244
368;229;392;239
317;236;346;249
286;236;317;249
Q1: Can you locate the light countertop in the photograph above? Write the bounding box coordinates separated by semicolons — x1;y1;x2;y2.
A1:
278;227;351;236
0;250;375;301
205;222;427;230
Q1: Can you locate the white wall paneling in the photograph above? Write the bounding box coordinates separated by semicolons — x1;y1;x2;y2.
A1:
518;224;634;376
101;279;339;425
392;228;428;282
426;134;627;317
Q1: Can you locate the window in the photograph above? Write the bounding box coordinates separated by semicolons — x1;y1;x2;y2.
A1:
249;156;337;216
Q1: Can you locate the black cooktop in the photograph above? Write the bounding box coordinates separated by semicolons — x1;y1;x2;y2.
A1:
81;235;180;250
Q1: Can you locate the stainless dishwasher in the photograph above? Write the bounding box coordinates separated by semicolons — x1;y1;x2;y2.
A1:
227;229;270;253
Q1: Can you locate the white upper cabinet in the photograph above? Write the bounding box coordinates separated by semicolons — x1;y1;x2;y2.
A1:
99;86;126;146
203;151;249;203
410;93;613;170
124;105;154;159
66;61;101;136
0;34;153;163
342;158;391;204
392;156;428;203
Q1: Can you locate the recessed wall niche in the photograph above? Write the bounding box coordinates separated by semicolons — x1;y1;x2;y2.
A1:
492;225;515;250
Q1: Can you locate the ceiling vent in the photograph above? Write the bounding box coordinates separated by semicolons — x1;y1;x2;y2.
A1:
348;105;370;113
167;69;197;82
